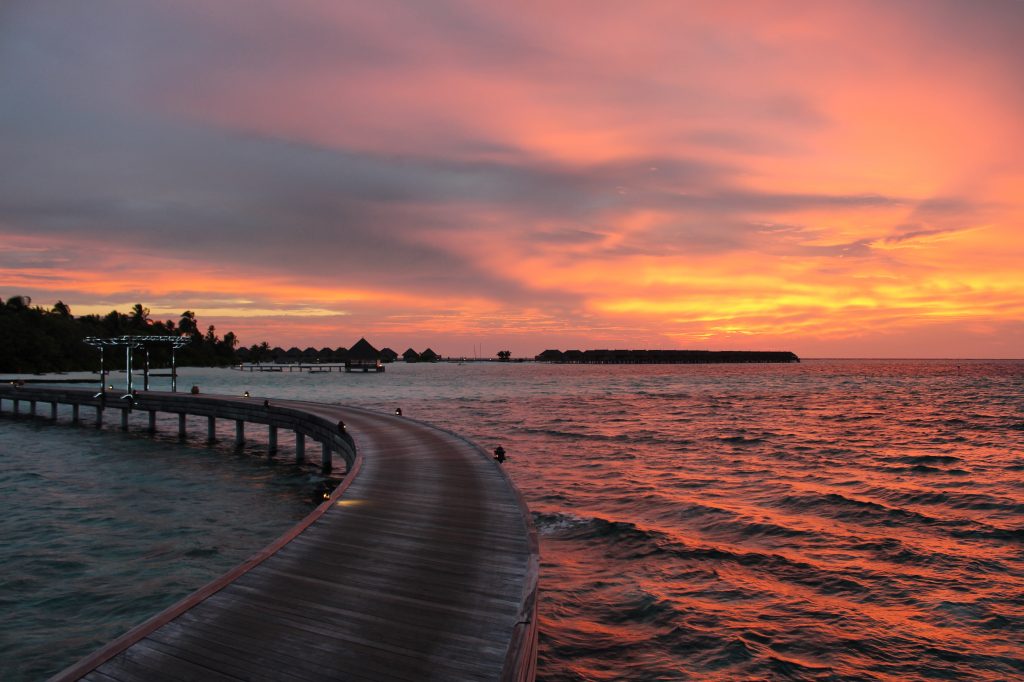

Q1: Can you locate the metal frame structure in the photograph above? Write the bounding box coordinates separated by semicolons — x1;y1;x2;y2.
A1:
84;336;191;395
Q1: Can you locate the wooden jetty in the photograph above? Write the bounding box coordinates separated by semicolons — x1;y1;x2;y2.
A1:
232;363;349;373
0;384;539;681
232;363;385;373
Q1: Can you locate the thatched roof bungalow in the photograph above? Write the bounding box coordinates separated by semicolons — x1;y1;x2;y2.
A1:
346;337;384;372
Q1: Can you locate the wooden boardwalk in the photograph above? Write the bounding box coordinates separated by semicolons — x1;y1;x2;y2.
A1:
0;387;538;681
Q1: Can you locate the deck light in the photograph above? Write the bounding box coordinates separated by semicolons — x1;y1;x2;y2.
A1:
395;407;402;416
243;391;250;398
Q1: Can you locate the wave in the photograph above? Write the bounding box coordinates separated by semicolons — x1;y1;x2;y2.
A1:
883;489;1024;514
774;491;970;529
889;454;962;465
716;435;765;445
533;511;878;598
951;527;1024;544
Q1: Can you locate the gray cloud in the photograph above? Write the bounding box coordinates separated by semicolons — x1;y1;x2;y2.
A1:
0;0;1004;317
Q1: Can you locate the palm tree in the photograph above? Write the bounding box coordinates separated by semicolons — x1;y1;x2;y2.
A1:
52;300;72;317
130;303;150;329
178;310;197;335
5;295;31;310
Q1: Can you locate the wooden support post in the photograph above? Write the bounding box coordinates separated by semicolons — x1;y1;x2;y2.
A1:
148;410;157;433
72;403;80;425
268;425;278;455
235;419;244;446
30;400;37;416
295;432;305;463
95;406;103;428
178;413;187;438
321;441;332;471
208;416;217;442
13;399;20;416
121;408;129;431
51;401;58;420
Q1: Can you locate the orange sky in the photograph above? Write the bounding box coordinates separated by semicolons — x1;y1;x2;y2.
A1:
1;1;1021;357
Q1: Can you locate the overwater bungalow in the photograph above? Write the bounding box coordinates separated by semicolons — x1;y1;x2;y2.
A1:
537;348;800;364
402;348;421;363
419;348;440;363
563;349;585;363
380;347;399;363
346;337;384;372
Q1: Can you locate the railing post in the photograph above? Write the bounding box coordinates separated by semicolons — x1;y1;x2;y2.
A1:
208;416;217;442
30;400;37;416
13;399;19;416
178;413;187;438
268;425;278;455
235;419;244;446
51;401;58;420
148;410;157;433
121;408;129;431
72;403;80;425
95;405;103;428
295;432;305;463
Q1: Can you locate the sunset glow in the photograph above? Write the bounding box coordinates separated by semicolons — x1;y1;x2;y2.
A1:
1;1;1021;356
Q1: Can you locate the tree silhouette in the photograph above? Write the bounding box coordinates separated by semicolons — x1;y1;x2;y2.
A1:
130;303;150;329
0;296;246;372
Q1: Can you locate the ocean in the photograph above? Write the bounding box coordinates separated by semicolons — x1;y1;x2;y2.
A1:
1;359;1022;680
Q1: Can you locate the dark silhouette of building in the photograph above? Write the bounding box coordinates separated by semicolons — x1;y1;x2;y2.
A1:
346;337;384;372
535;349;800;364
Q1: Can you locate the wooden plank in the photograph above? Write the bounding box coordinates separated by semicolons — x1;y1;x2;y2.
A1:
175;597;503;682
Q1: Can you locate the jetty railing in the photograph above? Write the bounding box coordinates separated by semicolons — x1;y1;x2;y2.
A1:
0;385;354;471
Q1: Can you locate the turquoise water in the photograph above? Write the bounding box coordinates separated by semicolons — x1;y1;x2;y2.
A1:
0;402;324;680
3;360;1024;680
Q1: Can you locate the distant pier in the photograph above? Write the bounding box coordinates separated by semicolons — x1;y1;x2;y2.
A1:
0;385;539;681
232;363;350;373
233;362;385;373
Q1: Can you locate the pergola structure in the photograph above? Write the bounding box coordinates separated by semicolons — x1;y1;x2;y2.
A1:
84;335;191;395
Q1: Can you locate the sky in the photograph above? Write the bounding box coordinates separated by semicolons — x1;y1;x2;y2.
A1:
1;0;1022;358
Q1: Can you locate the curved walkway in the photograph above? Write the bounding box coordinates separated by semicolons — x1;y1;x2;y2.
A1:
0;387;538;681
